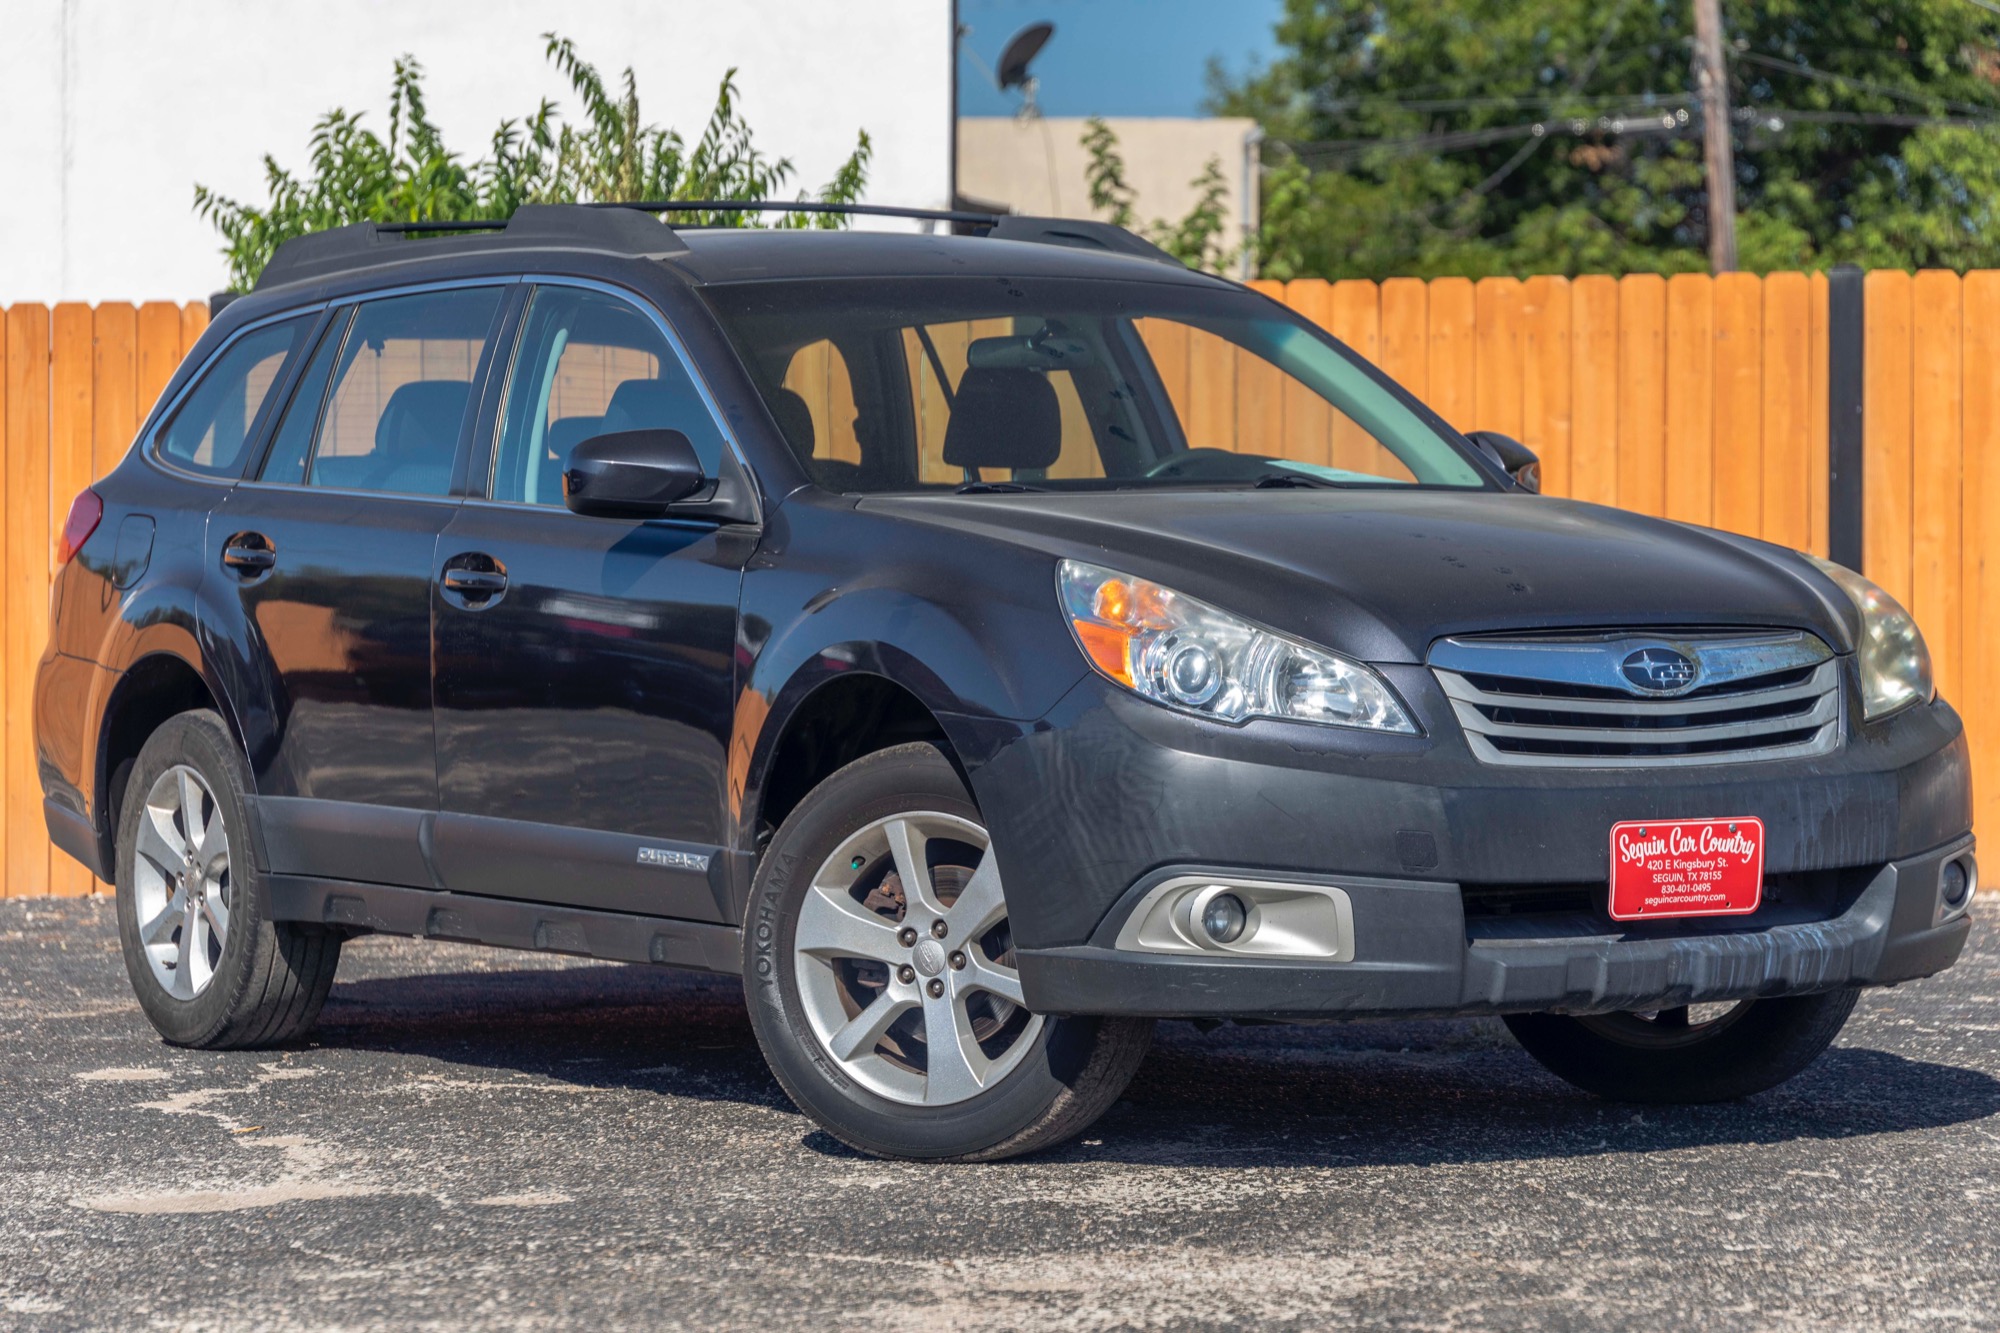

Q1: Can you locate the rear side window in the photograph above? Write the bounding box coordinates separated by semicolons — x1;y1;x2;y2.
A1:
491;286;723;506
300;288;503;496
155;316;313;477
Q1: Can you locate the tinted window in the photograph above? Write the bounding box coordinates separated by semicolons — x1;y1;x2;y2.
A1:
492;287;722;506
155;316;313;477
258;311;349;486
703;277;1483;493
307;288;503;496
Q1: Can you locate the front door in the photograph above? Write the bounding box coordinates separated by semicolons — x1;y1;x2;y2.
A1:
209;285;508;885
431;284;753;921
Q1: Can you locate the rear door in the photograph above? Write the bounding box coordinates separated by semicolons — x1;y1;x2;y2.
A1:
207;283;510;887
430;282;753;921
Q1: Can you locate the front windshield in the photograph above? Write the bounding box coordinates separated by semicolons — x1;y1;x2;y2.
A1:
701;276;1489;494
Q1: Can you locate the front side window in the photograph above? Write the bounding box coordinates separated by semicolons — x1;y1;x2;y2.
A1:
703;277;1487;494
298;288;503;496
492;287;723;506
155;315;314;477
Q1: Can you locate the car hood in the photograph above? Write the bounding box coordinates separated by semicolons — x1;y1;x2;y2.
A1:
856;489;1853;664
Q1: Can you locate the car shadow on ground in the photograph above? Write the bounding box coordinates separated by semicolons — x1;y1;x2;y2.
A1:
314;962;2000;1169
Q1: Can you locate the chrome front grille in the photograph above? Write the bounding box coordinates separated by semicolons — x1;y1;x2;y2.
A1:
1429;630;1842;768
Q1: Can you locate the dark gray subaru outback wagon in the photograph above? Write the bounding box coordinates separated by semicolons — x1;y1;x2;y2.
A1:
35;203;1975;1160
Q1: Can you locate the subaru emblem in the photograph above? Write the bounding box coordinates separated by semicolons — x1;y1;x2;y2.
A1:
1620;647;1698;694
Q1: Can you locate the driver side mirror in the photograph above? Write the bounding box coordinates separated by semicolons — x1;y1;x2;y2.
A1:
563;429;707;518
1466;430;1541;493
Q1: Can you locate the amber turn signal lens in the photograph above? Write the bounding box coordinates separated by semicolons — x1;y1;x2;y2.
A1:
1071;620;1135;686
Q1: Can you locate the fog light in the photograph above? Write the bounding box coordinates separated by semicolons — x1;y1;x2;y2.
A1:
1200;893;1248;944
1942;859;1970;908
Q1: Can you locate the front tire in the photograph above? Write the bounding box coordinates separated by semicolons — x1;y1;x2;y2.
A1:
114;709;342;1049
1504;989;1860;1103
744;742;1153;1161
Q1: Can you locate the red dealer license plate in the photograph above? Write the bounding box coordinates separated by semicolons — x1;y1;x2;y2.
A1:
1608;817;1765;921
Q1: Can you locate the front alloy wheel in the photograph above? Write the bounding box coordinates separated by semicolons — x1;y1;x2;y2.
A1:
793;811;1042;1106
744;742;1153;1161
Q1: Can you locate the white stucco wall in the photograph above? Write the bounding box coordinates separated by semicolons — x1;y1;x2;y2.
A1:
0;0;953;302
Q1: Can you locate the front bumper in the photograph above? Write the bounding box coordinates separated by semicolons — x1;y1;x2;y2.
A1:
967;669;1975;1020
1017;836;1973;1018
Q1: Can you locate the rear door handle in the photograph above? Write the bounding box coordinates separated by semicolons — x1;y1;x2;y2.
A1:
221;533;276;575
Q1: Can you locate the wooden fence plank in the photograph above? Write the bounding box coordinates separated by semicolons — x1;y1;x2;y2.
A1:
1962;271;2000;841
1426;277;1476;430
136;301;184;427
1864;270;1915;603
92;304;138;479
1761;272;1815;552
5;306;51;898
1520;275;1571;497
180;301;210;358
1185;326;1236;449
1568;276;1620;506
1663;274;1715;526
1616;274;1667;516
1809;273;1832;558
1378;278;1428;402
48;305;97;896
1911;270;1963;702
1328;280;1389;474
1473;278;1524;438
1711;273;1764;537
1279;279;1333;464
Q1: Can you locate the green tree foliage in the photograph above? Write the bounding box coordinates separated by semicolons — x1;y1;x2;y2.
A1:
1080;118;1236;270
196;35;873;289
1212;0;2000;278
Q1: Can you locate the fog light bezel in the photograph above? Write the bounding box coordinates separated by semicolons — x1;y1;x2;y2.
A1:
1115;875;1356;960
1935;852;1978;926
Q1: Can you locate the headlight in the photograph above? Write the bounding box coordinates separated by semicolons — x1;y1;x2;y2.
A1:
1057;560;1417;733
1803;553;1933;720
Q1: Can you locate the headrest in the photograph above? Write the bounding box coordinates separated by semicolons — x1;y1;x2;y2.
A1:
600;379;686;435
545;415;604;459
767;388;816;458
941;368;1061;472
375;380;470;458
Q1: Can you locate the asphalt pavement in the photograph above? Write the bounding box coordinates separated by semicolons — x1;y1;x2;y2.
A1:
3;894;1997;1331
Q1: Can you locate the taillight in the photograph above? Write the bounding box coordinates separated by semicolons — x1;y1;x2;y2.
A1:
57;488;103;565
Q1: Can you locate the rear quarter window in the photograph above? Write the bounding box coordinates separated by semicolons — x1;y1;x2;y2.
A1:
154;315;315;477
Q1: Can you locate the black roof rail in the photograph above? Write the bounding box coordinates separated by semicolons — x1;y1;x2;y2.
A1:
252;200;1187;292
982;215;1184;267
254;204;688;291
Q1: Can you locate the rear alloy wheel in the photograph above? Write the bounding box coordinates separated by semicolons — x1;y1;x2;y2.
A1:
1504;988;1860;1103
114;710;342;1049
746;742;1152;1161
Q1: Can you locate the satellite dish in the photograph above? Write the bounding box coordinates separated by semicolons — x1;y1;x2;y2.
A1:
995;21;1054;118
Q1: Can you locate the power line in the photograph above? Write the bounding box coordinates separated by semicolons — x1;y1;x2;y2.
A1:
1738;50;2000;120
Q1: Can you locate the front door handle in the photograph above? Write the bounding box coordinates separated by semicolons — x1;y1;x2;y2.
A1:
442;569;508;595
221;532;276;576
440;553;509;609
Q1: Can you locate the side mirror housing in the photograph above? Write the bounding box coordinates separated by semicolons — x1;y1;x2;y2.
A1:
1466;430;1541;493
563;429;707;518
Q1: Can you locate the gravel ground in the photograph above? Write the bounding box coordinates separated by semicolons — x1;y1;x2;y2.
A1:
2;894;1996;1331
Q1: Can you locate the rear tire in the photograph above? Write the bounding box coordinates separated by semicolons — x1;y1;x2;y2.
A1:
1504;989;1860;1103
744;742;1152;1161
114;709;341;1049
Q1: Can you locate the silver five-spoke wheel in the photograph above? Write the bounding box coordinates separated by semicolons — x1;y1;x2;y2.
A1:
130;764;231;1000
793;811;1041;1106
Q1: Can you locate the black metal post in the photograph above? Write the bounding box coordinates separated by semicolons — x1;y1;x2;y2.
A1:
1827;265;1865;571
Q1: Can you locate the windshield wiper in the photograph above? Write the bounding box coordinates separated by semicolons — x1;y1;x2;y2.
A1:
1251;472;1345;489
955;480;1047;494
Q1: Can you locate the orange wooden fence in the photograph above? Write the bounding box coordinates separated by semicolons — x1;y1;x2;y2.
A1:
0;275;1989;896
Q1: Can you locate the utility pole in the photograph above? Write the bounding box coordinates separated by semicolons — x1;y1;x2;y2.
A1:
1692;0;1738;272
